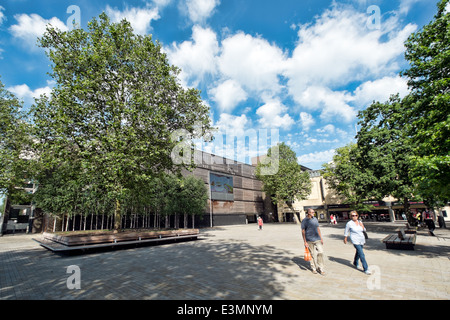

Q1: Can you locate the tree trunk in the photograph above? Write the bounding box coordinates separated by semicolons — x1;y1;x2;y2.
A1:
404;197;413;225
289;205;300;224
114;199;121;233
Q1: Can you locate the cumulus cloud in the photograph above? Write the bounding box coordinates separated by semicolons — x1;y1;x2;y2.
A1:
165;25;219;87
164;1;418;144
297;86;356;122
353;75;409;107
218;32;286;95
256;99;295;129
9;13;68;49
297;149;336;169
210;79;247;112
8;83;52;108
105;5;160;35
185;0;221;24
284;5;417;122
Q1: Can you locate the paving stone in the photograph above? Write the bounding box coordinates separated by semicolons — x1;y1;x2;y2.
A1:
0;223;449;300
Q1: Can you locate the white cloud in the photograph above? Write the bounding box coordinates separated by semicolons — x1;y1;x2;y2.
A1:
8;83;52;107
185;0;221;24
210;79;247;112
256;99;295;129
218;32;286;95
353;75;409;107
105;5;160;35
399;0;425;15
9;13;68;49
445;1;450;14
316;124;335;135
166;25;219;87
152;0;173;8
297;149;336;169
297;86;356;122
284;5;417;122
299;112;315;132
215;113;249;136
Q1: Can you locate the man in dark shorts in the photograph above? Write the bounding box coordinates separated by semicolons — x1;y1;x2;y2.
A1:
301;208;325;275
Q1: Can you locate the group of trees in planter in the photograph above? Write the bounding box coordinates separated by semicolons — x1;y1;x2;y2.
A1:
1;13;212;232
322;0;449;221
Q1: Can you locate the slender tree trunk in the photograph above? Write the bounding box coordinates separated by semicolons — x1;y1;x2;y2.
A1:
114;199;121;233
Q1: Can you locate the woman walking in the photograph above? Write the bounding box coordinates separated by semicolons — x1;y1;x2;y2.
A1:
344;211;371;275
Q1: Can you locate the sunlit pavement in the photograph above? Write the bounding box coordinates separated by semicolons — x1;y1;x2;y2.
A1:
0;222;449;300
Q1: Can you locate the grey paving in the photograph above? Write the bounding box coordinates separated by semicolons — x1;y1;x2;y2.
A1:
0;222;449;300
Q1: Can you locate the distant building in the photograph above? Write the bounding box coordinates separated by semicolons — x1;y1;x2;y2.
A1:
280;170;450;224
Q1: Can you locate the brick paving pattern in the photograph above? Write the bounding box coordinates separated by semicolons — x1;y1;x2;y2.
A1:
0;222;449;300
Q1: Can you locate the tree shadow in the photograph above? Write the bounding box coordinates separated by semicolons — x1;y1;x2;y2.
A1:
0;238;298;300
325;222;450;258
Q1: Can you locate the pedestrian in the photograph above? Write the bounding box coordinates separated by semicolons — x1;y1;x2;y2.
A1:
301;208;325;275
257;216;263;230
344;210;371;275
330;214;337;225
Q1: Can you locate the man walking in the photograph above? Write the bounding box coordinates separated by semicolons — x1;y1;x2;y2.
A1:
302;209;325;275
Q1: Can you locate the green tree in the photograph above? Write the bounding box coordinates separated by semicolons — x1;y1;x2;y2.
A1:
0;79;32;195
321;143;378;212
0;79;35;234
356;95;417;222
32;13;212;232
255;142;312;223
401;0;450;200
178;175;209;228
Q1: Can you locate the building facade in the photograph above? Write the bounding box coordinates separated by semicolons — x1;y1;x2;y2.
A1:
182;150;273;227
281;170;450;224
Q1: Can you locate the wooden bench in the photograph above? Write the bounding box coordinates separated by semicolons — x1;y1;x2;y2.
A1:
404;223;417;234
382;229;416;250
34;229;200;254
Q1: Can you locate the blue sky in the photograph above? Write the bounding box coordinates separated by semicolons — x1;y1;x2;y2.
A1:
0;0;439;169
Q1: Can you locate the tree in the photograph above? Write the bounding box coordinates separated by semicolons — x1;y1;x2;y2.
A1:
0;78;34;234
401;0;450;201
32;13;212;232
179;175;209;228
321;143;378;212
255;142;312;223
356;95;417;222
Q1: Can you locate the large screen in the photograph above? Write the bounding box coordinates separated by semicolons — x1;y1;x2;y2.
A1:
210;173;234;201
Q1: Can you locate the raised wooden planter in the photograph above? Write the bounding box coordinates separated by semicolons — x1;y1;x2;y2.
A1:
43;229;200;247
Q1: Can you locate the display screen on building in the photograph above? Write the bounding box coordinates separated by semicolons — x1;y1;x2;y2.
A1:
210;173;234;201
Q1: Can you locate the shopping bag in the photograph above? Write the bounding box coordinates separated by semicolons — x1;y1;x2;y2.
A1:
304;247;312;261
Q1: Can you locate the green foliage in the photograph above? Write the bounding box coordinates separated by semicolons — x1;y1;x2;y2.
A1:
31;13;213;229
325;1;449;211
256;142;312;206
0;78;35;204
401;0;450;200
321;143;377;212
356;95;416;202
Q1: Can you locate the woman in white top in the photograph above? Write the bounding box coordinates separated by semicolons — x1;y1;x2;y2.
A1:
344;211;371;275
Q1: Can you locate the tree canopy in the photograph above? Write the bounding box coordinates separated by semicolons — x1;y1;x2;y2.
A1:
256;142;312;222
31;13;213;231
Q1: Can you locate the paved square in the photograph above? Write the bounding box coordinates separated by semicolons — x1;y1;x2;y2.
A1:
0;222;449;300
